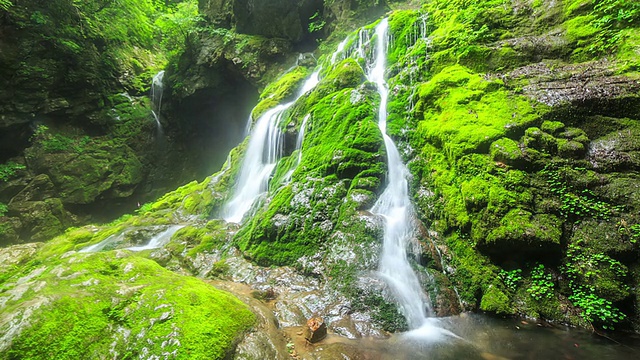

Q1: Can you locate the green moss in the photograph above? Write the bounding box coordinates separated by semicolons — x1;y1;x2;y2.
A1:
485;209;561;246
444;233;502;307
169;220;228;257
480;285;513;314
541;121;566;135
2;251;254;359
233;74;384;266
490;137;524;166
309;58;365;104
252;66;310;119
416;65;540;160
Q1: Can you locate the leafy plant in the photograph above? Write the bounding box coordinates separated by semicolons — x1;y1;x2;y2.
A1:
154;0;200;59
563;242;627;329
0;0;12;11
308;11;326;33
499;268;522;292
0;161;26;182
540;165;618;220
527;264;554;300
631;224;640;244
0;202;8;217
588;0;640;54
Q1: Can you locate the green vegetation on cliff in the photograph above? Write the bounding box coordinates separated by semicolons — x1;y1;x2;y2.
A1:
384;0;640;330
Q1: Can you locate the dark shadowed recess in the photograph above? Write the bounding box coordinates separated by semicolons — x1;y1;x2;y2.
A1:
170;68;258;180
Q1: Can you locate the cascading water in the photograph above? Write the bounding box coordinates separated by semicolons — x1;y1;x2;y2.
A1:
223;71;320;223
127;225;184;251
151;70;165;138
365;18;432;330
363;19;464;341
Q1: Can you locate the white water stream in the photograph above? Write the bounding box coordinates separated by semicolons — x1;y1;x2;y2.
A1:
79;225;184;253
365;18;431;330
151;70;165;138
223;71;320;223
126;225;184;252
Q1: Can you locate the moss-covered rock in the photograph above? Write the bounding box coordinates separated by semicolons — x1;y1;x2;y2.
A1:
0;250;254;359
235;82;385;266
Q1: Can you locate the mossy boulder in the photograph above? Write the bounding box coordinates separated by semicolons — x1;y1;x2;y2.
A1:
480;285;513;315
233;60;384;267
480;209;562;260
0;250;255;359
490;137;524;167
24;142;143;205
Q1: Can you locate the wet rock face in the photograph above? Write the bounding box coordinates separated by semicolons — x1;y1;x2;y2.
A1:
199;0;234;27
502;61;640;107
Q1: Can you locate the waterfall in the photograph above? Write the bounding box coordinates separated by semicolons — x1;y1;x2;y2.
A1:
366;18;432;330
223;72;320;223
151;70;165;139
127;225;184;252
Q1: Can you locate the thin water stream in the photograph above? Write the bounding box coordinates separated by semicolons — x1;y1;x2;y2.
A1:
151;70;165;138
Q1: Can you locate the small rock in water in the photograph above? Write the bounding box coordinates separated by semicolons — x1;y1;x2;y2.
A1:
304;317;327;343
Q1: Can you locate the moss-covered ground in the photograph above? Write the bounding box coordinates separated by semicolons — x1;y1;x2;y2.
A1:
0;250;254;359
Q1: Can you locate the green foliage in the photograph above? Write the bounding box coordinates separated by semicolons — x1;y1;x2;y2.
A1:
308;11;326;33
630;224;640;244
422;0;516;70
30;125;98;156
540;164;619;220
0;202;8;217
563;0;640;58
527;264;554;301
154;0;200;59
0;0;12;11
499;268;523;292
0;161;25;182
590;0;640;54
563;242;627;329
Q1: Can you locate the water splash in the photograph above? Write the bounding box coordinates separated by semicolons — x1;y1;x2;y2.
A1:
151;70;165;139
223;72;320;223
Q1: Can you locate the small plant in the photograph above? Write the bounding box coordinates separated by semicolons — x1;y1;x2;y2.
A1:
527;264;554;300
308;11;326;33
563;242;627;329
0;202;8;217
499;268;523;292
568;289;625;329
31;125;92;153
0;161;25;182
0;0;13;11
540;165;617;220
